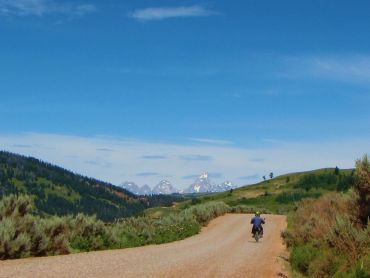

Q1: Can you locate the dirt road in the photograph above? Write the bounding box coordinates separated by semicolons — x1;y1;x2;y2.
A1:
0;214;288;278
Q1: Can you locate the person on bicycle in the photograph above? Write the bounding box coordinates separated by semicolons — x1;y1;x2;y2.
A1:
251;211;265;237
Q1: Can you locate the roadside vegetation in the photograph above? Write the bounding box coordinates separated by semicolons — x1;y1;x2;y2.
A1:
0;194;230;260
282;155;370;277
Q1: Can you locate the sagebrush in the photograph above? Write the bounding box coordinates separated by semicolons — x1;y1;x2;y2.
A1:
0;195;230;260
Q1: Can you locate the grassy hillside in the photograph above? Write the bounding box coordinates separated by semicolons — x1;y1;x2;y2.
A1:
150;167;355;217
281;155;370;277
0;151;148;221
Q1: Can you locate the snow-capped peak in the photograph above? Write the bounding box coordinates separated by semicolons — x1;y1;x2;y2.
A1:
119;181;141;195
199;172;208;180
185;172;212;193
152;180;177;194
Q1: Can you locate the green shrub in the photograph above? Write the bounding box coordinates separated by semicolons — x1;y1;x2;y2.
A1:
283;193;354;247
349;255;370;278
327;216;370;265
0;195;71;259
0;194;33;219
182;202;230;226
152;213;200;243
275;189;322;204
1;195;230;260
355;154;370;226
36;216;71;255
291;243;319;275
110;209;202;248
284;189;370;278
191;198;201;205
229;205;270;214
337;175;356;192
308;250;346;278
68;214;110;251
0;217;31;259
111;217;155;248
333;254;370;278
230;205;255;213
295;172;355;192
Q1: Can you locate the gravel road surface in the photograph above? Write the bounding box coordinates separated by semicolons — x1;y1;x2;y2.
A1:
0;214;287;278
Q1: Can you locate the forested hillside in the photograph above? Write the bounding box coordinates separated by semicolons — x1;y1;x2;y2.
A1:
0;151;148;221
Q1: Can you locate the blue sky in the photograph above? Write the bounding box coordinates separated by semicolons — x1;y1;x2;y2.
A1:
1;0;370;188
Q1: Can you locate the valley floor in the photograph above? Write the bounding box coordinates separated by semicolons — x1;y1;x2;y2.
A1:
0;214;288;278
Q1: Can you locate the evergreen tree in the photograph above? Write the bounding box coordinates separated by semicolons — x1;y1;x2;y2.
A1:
355;154;370;225
334;166;340;175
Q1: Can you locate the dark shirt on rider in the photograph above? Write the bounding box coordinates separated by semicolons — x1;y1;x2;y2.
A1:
250;216;265;227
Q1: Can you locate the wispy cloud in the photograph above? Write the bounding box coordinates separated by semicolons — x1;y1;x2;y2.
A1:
0;0;96;17
189;138;233;145
129;5;217;22
96;148;116;152
141;155;167;160
136;172;159;177
178;154;213;161
84;160;112;168
12;144;33;148
281;55;370;84
0;132;368;188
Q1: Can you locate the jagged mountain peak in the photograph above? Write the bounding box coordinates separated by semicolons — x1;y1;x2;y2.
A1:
119;173;237;195
199;172;209;180
186;172;212;193
152;180;177;194
119;181;141;195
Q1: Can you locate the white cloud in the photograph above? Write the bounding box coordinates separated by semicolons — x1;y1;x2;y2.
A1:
0;0;96;16
0;133;368;189
310;56;370;83
129;5;217;21
281;55;370;84
189;137;233;145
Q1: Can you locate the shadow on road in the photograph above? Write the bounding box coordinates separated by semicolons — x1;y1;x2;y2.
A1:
247;240;262;243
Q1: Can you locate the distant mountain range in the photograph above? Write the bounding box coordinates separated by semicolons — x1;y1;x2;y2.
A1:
0;151;186;221
120;172;237;195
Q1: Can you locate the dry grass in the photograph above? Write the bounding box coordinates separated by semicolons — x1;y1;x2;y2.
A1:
283;191;370;277
285;192;357;246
